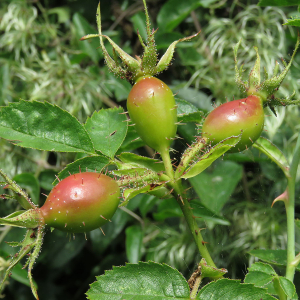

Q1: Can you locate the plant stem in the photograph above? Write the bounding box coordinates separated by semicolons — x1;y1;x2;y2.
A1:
174;180;217;268
190;275;202;299
160;148;217;268
160;147;174;180
285;131;300;283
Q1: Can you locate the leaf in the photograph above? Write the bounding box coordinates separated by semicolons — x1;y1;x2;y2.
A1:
199;259;227;279
122;184;167;206
244;271;274;288
55;156;110;183
73;13;102;63
253;137;289;176
278;277;297;299
117;152;165;173
248;262;277;276
13;173;40;205
197;278;277;300
86;261;191;300
249;249;300;272
296;219;300;229
157;0;203;32
153;198;230;226
189;161;243;214
182;136;241;179
85;107;127;158
284;18;300;26
176;99;205;123
258;0;300;6
125;225;143;263
0;100;94;153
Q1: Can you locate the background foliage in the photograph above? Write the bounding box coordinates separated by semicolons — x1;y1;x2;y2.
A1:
0;0;300;299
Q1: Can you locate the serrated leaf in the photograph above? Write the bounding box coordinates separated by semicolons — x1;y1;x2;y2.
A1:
197;279;277;300
244;271;274;287
182;136;240;179
278;277;297;299
249;249;300;272
86;261;191;300
85;107;127;158
54;156;110;183
253;137;289;176
118;152;165;173
248;262;277;276
0;100;94;153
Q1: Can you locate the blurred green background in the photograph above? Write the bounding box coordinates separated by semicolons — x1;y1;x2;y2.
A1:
1;0;300;299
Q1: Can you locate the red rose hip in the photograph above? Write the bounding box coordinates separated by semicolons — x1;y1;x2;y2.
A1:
202;95;264;152
39;172;120;233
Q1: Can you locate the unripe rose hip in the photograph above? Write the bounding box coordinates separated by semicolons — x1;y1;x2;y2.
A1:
39;172;120;233
127;76;177;154
202;95;264;152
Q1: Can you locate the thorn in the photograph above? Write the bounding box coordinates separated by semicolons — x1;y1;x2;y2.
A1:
82;222;85;226
82;178;84;185
65;223;67;227
79;165;81;173
55;175;61;182
100;227;105;236
100;215;107;220
41;193;48;197
201;240;208;245
68;171;72;176
84;232;87;240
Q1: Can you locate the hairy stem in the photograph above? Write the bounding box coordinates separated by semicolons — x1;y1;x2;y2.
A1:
173;180;217;268
160;149;217;268
190;275;202;299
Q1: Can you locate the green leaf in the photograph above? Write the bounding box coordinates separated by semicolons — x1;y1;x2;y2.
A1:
106;76;132;102
176;99;205;123
117;152;165;173
153;198;230;226
244;272;274;288
249;249;300;272
13;173;40;205
278;277;297;299
122;184;167;206
125;225;143;263
130;12;147;42
182;136;241;179
197;279;277;300
248;262;277;275
0;100;94;153
296;219;300;229
86;261;191;300
284;17;300;26
189;161;242;214
55;156;110;183
253;137;289;176
73;13;102;63
258;0;300;6
199;259;227;279
157;0;203;32
85;107;127;158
